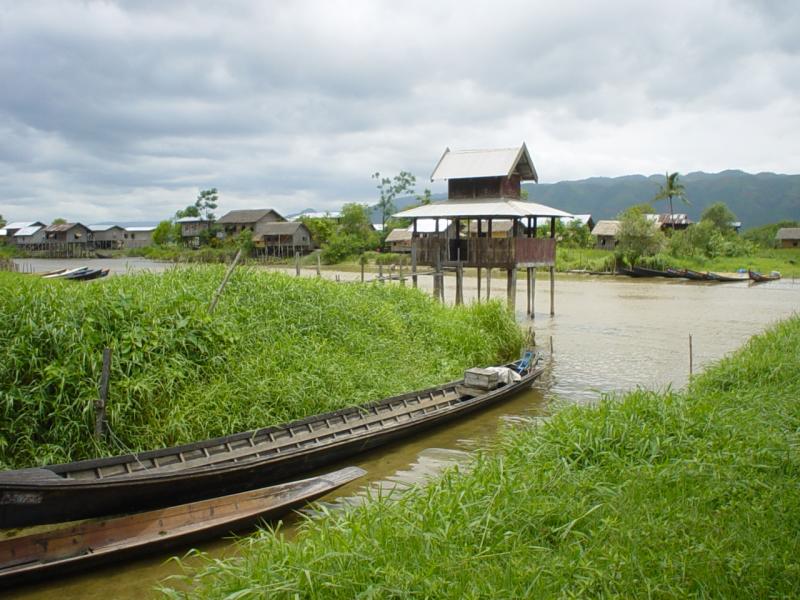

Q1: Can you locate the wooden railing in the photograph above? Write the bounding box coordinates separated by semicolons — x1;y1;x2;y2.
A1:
413;237;555;268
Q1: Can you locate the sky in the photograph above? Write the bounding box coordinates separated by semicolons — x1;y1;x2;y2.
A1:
1;0;798;224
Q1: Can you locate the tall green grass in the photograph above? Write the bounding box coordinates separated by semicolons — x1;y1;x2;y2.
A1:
163;316;800;598
0;268;523;469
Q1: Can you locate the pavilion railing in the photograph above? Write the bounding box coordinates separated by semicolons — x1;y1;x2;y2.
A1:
413;237;555;268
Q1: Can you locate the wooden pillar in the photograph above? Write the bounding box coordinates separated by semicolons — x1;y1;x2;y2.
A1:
477;266;482;302
434;249;442;302
486;268;492;299
507;267;516;312
526;267;532;316
411;245;418;288
531;267;536;319
549;266;555;316
316;253;321;277
295;251;300;276
456;264;464;305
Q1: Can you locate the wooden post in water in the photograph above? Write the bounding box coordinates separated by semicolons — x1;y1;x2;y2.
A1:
94;347;112;441
549;266;555;316
689;334;693;377
507;268;517;311
476;267;482;303
378;263;384;283
294;252;300;276
316;253;321;277
486;268;492;300
209;249;243;314
526;268;531;316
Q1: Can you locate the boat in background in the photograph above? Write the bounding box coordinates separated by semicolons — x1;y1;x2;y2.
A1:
707;272;748;283
65;268;110;281
683;269;714;281
42;266;88;279
0;355;543;528
748;270;781;283
0;466;365;588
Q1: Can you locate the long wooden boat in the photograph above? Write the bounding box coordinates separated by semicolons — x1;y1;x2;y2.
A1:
617;266;684;278
683;269;713;281
707;272;748;283
66;268;110;281
0;466;364;588
748;270;781;283
42;266;88;279
0;357;543;528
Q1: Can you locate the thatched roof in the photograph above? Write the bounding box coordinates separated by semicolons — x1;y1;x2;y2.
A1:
776;227;800;240
217;209;285;224
591;220;621;237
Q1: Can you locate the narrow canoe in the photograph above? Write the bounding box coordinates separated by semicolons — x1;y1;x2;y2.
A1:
0;357;543;528
0;466;365;588
706;272;748;283
42;267;88;279
748;270;781;283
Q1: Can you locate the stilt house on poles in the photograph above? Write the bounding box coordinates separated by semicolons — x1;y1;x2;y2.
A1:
393;143;571;316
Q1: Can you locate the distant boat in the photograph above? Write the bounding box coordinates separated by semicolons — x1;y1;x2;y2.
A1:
65;268;110;281
617;266;685;278
42;267;88;279
0;466;365;588
683;269;714;281
707;272;748;283
748;270;781;283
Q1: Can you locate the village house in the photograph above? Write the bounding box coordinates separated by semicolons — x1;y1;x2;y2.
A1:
217;209;286;237
0;221;46;244
260;221;315;256
12;224;47;247
176;216;213;247
591;220;621;249
44;222;90;244
648;213;692;230
394;143;571;316
123;226;156;249
88;224;126;249
386;219;455;253
776;227;800;248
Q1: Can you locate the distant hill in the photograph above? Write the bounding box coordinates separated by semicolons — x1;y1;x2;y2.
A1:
526;171;800;228
380;171;800;229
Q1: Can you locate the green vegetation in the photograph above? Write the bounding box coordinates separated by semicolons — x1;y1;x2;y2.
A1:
320;204;380;264
0;268;523;469
743;220;800;248
163;315;800;599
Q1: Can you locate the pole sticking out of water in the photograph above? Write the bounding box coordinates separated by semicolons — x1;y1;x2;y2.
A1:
689;333;694;378
549;335;554;356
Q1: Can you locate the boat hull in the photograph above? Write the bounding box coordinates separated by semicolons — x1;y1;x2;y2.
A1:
0;363;543;528
0;466;365;588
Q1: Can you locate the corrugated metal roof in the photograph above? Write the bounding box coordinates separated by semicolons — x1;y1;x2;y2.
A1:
261;222;305;235
776;227;800;240
175;217;209;223
430;143;538;182
4;221;41;230
14;225;44;236
126;226;156;232
45;223;87;233
468;220;514;233
591;220;621;237
218;209;285;224
394;199;571;219
88;224;125;232
561;214;593;226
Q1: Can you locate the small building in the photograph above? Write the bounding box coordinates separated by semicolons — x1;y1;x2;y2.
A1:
13;224;47;247
176;217;213;247
386;219;455;253
259;222;314;256
217;209;286;240
776;227;800;248
44;223;90;244
123;226;156;249
89;224;126;249
591;220;621;249
385;228;412;253
648;213;692;230
1;221;46;243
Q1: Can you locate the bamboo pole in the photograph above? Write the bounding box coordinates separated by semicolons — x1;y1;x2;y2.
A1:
94;347;112;441
549;266;555;316
209;249;243;314
689;334;694;377
411;245;418;288
294;251;300;276
455;264;464;305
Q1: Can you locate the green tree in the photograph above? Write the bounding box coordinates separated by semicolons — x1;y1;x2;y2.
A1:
372;171;416;232
51;217;67;225
175;205;200;219
653;172;688;229
300;216;336;247
701;202;737;232
152;220;173;246
0;215;5;228
321;203;379;264
195;188;218;221
616;207;665;266
416;188;433;205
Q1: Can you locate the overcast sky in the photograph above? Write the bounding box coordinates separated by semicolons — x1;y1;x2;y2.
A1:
1;0;798;224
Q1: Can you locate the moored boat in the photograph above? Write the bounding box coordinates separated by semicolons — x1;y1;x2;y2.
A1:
748;270;781;283
707;272;748;283
0;466;365;588
0;355;543;528
683;269;713;281
42;266;88;279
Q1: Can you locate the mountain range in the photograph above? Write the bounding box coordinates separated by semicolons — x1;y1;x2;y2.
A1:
380;170;799;229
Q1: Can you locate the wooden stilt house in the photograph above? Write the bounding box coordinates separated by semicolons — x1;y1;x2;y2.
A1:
394;143;571;315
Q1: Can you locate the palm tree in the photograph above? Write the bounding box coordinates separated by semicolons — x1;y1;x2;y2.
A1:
653;172;688;229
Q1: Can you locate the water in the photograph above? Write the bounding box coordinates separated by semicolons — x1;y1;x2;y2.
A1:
7;262;799;599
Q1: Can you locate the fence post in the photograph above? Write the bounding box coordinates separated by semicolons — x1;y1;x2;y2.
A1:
94;348;112;441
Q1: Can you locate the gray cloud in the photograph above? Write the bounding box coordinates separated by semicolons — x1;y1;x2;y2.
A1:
0;0;798;223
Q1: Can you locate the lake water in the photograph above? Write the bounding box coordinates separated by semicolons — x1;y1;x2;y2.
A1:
7;260;799;599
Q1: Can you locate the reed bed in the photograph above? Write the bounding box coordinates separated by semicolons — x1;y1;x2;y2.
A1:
0;268;523;469
163;316;800;598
